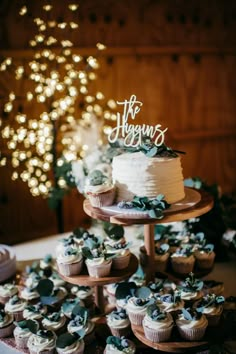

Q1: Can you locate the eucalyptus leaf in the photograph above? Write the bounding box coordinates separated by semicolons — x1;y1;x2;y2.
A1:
26;319;39;334
115;282;137;300
56;333;77;349
135;286;151;299
36;279;54;297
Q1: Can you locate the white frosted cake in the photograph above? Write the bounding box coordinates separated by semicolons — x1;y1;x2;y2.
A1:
112;151;185;204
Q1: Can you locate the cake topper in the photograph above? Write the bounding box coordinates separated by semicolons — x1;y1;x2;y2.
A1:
108;94;168;147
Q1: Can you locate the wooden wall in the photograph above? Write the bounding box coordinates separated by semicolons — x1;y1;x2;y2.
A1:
0;0;236;244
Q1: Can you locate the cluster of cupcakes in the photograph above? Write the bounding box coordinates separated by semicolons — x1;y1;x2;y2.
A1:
0;255;97;354
56;225;131;278
104;272;225;344
140;227;216;275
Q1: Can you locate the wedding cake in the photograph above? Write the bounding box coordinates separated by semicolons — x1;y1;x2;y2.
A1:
112;151;185;204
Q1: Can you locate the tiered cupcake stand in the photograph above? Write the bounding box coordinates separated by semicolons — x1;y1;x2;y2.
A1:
58;187;214;352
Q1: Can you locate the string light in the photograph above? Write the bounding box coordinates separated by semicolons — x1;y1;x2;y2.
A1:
0;2;117;197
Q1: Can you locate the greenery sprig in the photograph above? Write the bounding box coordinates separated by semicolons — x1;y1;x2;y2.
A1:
180;273;204;293
36;279;59;305
196;294;225;312
108;308;128;321
87;170;108;186
147;304;167;321
155;243;169;255
106;336;130;351
56;332;84;349
118;194;170;219
103;222;125;241
181;308;203;321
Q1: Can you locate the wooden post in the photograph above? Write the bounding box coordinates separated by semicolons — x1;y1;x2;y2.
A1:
94;285;105;314
143;224;155;282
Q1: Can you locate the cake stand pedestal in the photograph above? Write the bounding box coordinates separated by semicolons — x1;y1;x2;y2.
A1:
57;253;138;313
83;188;214;282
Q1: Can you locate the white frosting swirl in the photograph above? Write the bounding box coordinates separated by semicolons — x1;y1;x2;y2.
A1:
105;343;135;354
159;300;185;312
23;306;47;320
181;291;202;301
143;312;173;330
57;340;85;354
68;320;94;335
20;287;39;301
27;332;56;353
42;314;66;331
14;326;31;339
0;312;14;328
107;316;130;329
85;184;112;194
86;257;110;266
57;251;82;265
0;284;18;298
126;297;149;314
176;314;208;329
5;299;27;313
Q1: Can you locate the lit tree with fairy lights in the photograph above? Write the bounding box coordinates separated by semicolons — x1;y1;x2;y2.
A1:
0;2;117;230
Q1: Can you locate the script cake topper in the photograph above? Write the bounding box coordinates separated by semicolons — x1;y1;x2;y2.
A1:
108;94;168;147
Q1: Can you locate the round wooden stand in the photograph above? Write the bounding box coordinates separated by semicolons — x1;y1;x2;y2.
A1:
83;188;214;281
57;253;138;313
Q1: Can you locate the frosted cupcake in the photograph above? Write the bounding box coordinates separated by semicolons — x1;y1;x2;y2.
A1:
154;244;170;272
57;246;83;277
194;243;215;270
106;242;131;270
194;294;225;326
83;246;112;278
126;287;154;326
143;304;174;342
61;298;85;319
104;336;136;354
13;320;32;349
171;247;195;275
178;273;204;304
27;329;56;354
23;303;47;321
105;283;119;305
20;285;40;304
0;283;18;304
67;305;95;344
176;308;208;341
5;295;27;321
0;307;14;338
56;332;85;354
56;235;78;257
42;312;67;334
106;308;131;337
115;282;138;310
71;285;94;307
158;291;185;317
85;170;116;207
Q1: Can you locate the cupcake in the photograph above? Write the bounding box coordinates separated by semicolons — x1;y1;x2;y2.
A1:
13;319;32;349
5;295;27;321
83;246;112;278
0;283;18;304
171;246;195;275
56;235;78;257
67;305;95;344
176;308;208;341
71;285;94;307
178;273;204;304
104;283;119;305
126;287;154;326
23;303;47;321
85;169;116;207
57;246;83;277
154;244;170;272
194;294;224;326
158;291;185;317
42;312;67;334
104;336;136;354
106;242;131;270
56;332;85;354
115;282;137;310
0;306;14;338
27;329;56;354
106;308;131;337
194;244;215;270
61;298;84;319
142;304;174;342
20;285;40;304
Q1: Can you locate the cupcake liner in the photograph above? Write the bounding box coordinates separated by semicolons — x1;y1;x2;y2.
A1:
155;254;169;273
143;324;173;342
195;252;215;270
88;188;116;207
109;325;131;337
0;323;14;338
171;256;195;274
0;295;11;304
14;334;30;349
13;310;24;322
127;310;145;326
57;258;83;277
177;325;207;341
86;260;112;278
29;349;55;354
112;253;131;270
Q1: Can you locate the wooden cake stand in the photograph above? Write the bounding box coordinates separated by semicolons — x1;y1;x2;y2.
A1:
58;254;138;313
83;188;214;281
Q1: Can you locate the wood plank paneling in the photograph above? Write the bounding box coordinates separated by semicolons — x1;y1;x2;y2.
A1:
0;0;236;244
